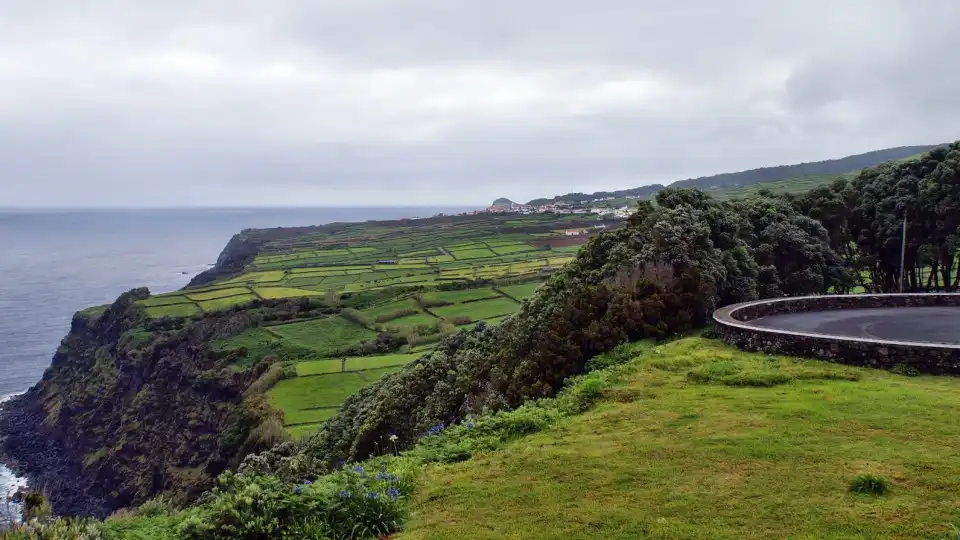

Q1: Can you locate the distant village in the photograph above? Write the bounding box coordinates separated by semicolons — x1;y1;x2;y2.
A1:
478;197;637;219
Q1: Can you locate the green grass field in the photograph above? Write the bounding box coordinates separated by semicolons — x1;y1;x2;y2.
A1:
498;282;541;300
489;243;536;255
400;338;960;539
198;294;256;312
185;287;251;301
422;288;502;304
144;302;200;318
382;313;440;331
254;287;324;299
450;248;497;260
432;297;521;322
267;366;401;426
269;316;376;357
294;359;344;376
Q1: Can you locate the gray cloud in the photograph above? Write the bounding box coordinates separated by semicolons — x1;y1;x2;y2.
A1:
0;0;957;207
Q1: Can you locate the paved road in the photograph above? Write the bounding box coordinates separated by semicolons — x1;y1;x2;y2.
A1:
749;307;960;345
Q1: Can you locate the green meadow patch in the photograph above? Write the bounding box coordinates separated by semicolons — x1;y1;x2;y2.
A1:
432;298;520;322
144;303;200;319
185;287;250;301
400;338;960;539
498;282;541;300
269;316;376;357
422;288;502;304
450;248;497;260
198;294;256;312
254;286;324;299
268;366;400;426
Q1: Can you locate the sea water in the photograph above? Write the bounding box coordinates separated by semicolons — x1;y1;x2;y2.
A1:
0;206;470;504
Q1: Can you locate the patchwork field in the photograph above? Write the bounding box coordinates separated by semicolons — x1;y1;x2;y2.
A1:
144;213;619;440
137;213;613;317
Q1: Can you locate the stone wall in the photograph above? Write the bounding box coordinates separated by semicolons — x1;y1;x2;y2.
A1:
713;294;960;375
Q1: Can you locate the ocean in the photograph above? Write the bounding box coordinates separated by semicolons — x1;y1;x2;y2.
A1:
0;206;471;503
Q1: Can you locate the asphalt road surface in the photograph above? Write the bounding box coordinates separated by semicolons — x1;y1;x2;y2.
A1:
749;307;960;345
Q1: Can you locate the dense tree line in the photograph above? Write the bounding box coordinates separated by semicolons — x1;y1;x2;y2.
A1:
789;141;960;292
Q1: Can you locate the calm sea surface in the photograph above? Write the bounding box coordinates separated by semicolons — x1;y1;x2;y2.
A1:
0;206;471;499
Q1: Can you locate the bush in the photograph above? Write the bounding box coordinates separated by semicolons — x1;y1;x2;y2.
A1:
136;495;175;518
177;465;408;540
891;363;920;377
177;472;326;540
374;309;419;324
448;315;473;325
849;474;889;495
340;308;372;328
585;341;640;373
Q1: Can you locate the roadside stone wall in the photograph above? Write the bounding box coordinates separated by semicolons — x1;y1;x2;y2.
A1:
713;294;960;375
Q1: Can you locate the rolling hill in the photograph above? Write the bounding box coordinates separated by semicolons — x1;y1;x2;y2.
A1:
528;144;941;205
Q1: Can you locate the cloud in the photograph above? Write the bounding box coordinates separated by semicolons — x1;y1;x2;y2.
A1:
0;0;957;207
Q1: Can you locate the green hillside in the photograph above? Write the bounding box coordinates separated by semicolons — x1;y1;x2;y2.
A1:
400;338;960;539
531;145;938;206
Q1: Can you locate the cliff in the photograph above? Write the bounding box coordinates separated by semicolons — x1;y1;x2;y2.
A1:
0;289;282;518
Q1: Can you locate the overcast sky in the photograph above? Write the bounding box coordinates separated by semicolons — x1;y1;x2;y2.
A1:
1;1;957;208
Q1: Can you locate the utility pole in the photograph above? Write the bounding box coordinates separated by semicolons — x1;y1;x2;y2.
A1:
899;212;907;293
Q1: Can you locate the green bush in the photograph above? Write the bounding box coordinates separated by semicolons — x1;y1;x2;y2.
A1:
849;474;889;495
585;341;640;373
177;472;328;540
891;363;920;377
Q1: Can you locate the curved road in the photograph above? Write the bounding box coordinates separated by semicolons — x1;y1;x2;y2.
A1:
749;307;960;345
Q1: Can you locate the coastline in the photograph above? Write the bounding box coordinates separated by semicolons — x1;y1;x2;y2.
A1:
0;392;28;522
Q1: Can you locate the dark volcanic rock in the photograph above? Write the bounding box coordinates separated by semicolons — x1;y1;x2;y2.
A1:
0;288;272;518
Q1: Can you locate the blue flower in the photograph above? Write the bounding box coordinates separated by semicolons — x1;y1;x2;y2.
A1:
334;460;345;470
352;465;365;474
466;422;474;429
366;492;379;499
376;471;388;481
293;486;302;494
302;479;312;485
338;490;351;499
388;474;399;483
386;487;400;499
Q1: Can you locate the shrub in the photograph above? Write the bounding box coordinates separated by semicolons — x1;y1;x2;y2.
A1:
374;309;419;324
585;341;639;373
448;315;473;325
317;465;408;539
177;472;325;540
340;308;372;328
137;495;175;517
891;363;920;377
849;474;889;495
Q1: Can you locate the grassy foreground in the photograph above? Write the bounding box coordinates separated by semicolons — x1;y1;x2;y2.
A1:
400;338;960;539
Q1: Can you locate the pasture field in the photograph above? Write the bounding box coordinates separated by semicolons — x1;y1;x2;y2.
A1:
269;316;376;356
141;294;192;307
498;281;541;300
449;248;497;260
432;297;521;322
144;303;200;319
422;288;501;304
268;365;403;431
489;243;536;255
186;287;250;301
144;212;621;438
254;287;324;299
198;294;256;312
382;313;440;331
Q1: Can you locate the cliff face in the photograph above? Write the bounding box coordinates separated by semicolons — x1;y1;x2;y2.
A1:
0;289;274;518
